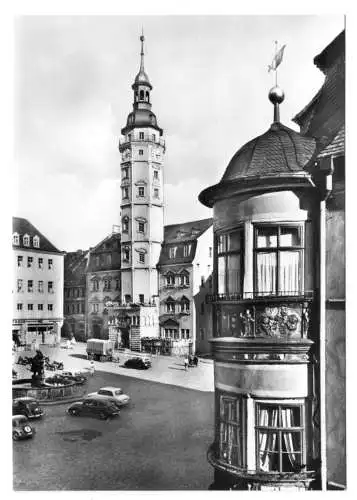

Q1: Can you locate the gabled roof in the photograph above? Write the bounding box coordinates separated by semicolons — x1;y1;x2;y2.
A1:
91;232;121;254
158;218;213;266
12;217;62;254
293;30;345;154
163;218;213;244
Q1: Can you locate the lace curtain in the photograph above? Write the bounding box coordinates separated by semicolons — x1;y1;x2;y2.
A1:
257;251;300;295
258;406;301;472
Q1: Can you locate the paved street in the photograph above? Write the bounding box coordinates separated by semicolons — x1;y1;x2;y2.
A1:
14;342;214;393
13;343;215;490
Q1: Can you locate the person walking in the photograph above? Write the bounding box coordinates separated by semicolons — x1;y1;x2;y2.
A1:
89;359;95;376
184;355;189;371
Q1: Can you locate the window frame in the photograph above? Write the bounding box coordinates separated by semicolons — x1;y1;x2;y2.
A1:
138;186;145;197
253;223;305;297
215;227;244;296
218;394;246;469
254;400;306;473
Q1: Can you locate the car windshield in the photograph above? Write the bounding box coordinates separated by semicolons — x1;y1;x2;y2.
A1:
114;390;123;396
98;390;112;396
13;417;27;426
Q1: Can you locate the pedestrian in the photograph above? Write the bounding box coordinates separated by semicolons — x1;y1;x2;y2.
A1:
184;355;189;371
89;359;95;376
193;355;198;367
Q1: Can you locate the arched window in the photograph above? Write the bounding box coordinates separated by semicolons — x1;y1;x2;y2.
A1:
13;233;19;245
140;90;144;100
166;297;176;314
180;296;190;313
166;273;175;287
23;234;30;247
146;91;149;101
33;235;40;248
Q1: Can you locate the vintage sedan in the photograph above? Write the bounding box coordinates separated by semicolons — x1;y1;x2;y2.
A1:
87;387;130;407
67;398;120;420
12;415;35;441
124;356;151;370
12;397;44;419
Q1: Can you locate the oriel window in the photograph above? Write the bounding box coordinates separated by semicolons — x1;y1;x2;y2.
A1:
216;229;244;295
254;224;304;297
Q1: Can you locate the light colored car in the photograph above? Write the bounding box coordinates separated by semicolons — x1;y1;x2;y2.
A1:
12;414;35;441
87;386;130;407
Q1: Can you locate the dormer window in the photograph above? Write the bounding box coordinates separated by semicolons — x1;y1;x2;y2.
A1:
23;234;30;247
13;233;19;245
169;246;177;259
183;244;192;257
33;235;40;248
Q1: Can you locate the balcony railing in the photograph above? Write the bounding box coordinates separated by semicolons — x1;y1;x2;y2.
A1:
206;290;314;304
119;135;165;151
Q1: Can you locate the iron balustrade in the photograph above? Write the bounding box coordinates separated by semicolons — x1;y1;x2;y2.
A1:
206;290;314;304
119;135;165;151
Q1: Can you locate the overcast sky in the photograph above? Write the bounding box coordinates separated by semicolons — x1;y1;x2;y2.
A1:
14;15;344;251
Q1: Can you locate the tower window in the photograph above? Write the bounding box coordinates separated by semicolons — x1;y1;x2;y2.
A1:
122;167;129;179
146;91;149;101
123;248;130;262
139;252;145;264
254;224;304;296
139;149;144;156
138;222;145;233
153;170;159;180
139;132;144;140
122;187;129;199
17;256;23;267
139;294;144;304
217;229;244;296
138;187;145;197
154;188;159;199
122;218;129;233
140;90;144;100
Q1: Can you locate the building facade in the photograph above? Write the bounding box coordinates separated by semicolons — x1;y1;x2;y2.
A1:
62;250;89;342
85;232;121;341
293;30;345;490
12;217;64;346
158;218;213;355
199;31;345;491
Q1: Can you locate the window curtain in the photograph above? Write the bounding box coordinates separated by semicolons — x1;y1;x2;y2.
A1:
257;253;276;295
227;254;241;294
281;408;300;469
218;256;226;294
258;407;278;471
279;251;300;295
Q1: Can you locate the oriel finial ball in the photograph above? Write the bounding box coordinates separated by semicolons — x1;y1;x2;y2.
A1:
140;35;145;42
268;86;285;104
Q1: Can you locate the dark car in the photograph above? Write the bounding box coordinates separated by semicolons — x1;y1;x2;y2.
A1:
67;398;120;420
12;397;44;419
12;415;35;441
124;356;151;370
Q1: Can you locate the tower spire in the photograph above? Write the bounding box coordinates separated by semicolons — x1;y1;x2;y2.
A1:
140;28;145;73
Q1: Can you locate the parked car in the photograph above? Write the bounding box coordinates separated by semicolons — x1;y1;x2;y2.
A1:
59;371;87;385
124;356;151;370
12;397;44;419
67;398;120;420
12;415;35;441
87;387;130;407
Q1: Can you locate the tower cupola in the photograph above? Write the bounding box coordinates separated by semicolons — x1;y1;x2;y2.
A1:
121;32;162;136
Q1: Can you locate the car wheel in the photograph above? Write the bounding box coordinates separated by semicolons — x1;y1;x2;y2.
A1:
13;432;20;441
69;408;78;416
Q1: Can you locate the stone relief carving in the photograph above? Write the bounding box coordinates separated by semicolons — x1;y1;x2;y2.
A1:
256;306;301;338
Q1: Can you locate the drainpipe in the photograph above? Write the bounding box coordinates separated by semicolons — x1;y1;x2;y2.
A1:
319;157;333;491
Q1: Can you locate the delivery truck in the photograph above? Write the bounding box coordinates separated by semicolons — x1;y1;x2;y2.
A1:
86;339;114;362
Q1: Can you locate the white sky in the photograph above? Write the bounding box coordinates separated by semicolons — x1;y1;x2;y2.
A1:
13;15;344;251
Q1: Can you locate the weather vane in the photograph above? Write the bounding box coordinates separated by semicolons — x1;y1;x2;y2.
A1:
268;41;286;86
